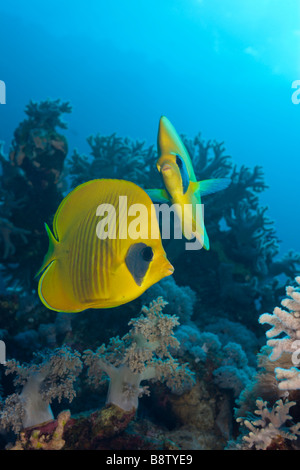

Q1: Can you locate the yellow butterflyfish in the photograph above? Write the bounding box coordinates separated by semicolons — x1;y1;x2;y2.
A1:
146;116;231;249
36;179;173;312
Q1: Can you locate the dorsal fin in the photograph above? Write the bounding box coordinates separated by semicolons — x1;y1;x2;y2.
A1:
35;223;58;278
52;180;100;240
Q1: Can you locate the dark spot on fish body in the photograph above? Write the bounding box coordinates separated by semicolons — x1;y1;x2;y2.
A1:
125;243;153;286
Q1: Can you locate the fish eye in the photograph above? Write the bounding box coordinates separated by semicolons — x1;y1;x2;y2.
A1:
141;246;153;262
176;155;183;168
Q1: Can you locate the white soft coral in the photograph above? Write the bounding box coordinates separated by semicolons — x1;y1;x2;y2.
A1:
83;297;195;412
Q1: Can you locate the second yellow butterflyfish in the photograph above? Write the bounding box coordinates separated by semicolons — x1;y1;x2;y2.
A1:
146;116;231;249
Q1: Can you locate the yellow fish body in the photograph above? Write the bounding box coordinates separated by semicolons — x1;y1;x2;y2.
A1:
37;179;173;312
147;116;231;249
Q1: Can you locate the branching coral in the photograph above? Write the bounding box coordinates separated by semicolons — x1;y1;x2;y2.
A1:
0;145;30;260
259;276;300;390
0;346;82;432
65;123;300;338
10;99;71;180
0;217;30;259
19;99;72;131
229;164;268;205
221;195;279;278
182;134;232;180
69;133;161;189
269;251;300;279
231;398;300;450
231;277;300;451
0;99;71;288
170;133;299;334
83;297;195;412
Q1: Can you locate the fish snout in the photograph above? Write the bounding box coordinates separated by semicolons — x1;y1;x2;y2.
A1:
157;157;176;175
161;163;172;173
159;256;174;276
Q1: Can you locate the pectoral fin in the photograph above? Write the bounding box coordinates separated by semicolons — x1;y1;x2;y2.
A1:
145;188;170;203
203;225;210;250
191;178;231;197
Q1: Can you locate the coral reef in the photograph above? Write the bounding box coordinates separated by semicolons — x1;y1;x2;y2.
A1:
229;398;300;450
83;298;194;412
202;318;260;367
259;276;300;377
8;410;71;450
0;100;300;450
0;99;70;288
231;277;300;450
141;277;196;323
0;346;82;432
175;324;255;398
68;123;300;338
69;133;161;190
6;405;180;451
174;139;300;332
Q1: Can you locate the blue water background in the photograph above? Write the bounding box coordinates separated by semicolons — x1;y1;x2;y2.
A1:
0;0;299;255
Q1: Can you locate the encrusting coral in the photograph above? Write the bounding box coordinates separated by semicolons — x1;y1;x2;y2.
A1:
83;297;195;412
8;410;71;450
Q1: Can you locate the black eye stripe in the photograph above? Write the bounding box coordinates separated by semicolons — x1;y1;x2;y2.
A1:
176;155;183;167
175;154;189;194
